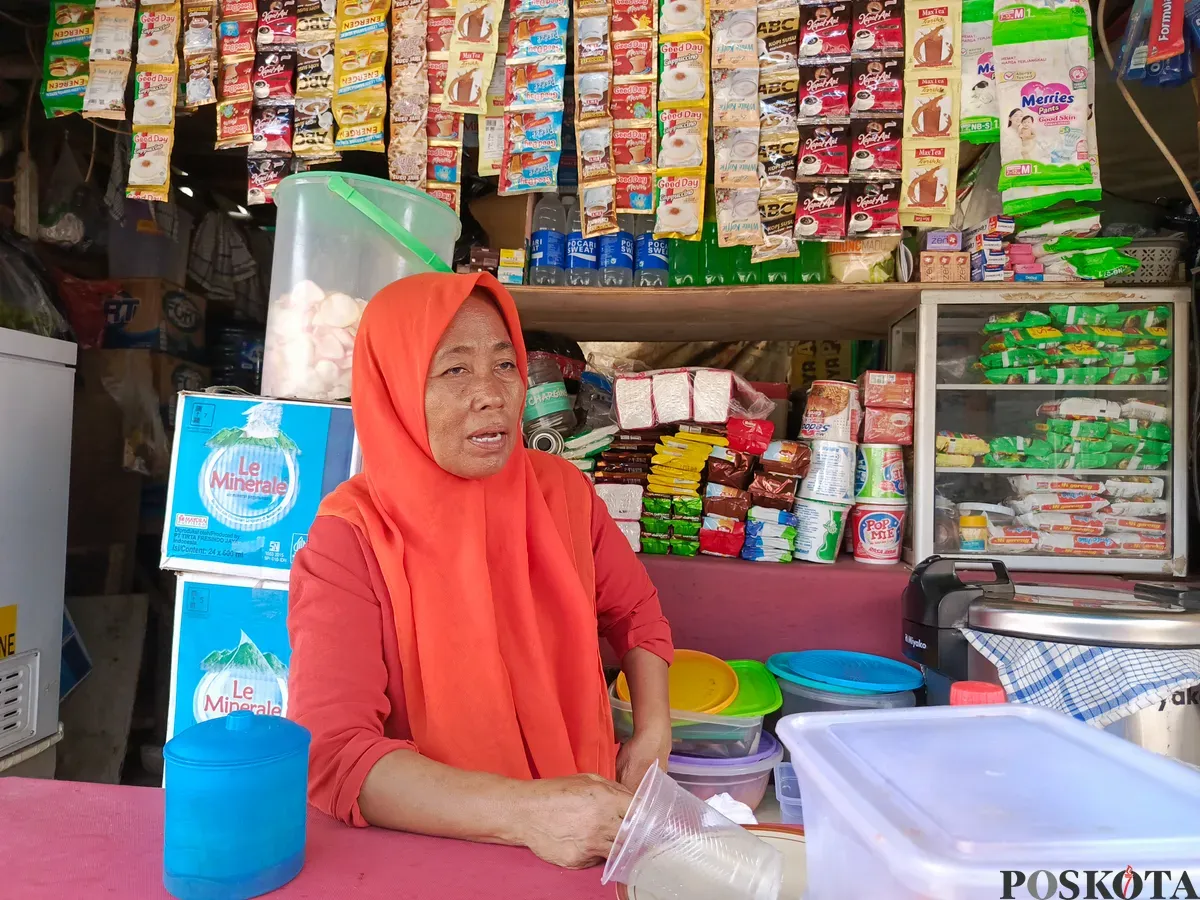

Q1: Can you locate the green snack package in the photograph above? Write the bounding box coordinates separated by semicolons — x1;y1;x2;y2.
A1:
1103;347;1171;367
1001;326;1064;348
1051;249;1140;281
982;452;1026;468
1109;434;1171;456
1045;341;1104;366
979;348;1045;369
1107;453;1168;471
983;368;1044;385
1110;419;1172;442
1048;304;1120;326
640;515;671;535
1035;366;1110;385
1044;418;1110;439
1102;367;1170;386
1013;205;1101;240
670;518;702;538
981;309;1053;333
640;536;671;555
41;44;89;117
670;536;700;557
1044;433;1113;454
49;0;95;48
1112;306;1171;329
990;436;1037;455
642;494;673;516
1069;324;1130;349
1124;325;1170;347
1034;452;1108;470
672;496;703;518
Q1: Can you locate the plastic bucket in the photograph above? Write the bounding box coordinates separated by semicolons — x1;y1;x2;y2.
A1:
263;173;460;402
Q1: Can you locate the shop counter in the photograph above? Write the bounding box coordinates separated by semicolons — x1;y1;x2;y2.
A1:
0;777;610;899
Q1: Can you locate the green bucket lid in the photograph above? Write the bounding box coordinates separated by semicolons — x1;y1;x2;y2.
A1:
721;660;783;718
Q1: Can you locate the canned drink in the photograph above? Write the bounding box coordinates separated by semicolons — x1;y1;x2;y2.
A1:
799;439;856;504
792;497;851;563
800;380;856;442
854;443;906;504
850;503;906;564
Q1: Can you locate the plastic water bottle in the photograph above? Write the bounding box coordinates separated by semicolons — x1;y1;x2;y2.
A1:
599;214;634;287
633;217;668;286
530;193;567;285
565;202;599;286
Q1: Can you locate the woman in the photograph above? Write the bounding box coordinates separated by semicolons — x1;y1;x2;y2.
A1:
287;271;674;869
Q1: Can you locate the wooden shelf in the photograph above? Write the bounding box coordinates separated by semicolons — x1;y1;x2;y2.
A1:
510;283;926;341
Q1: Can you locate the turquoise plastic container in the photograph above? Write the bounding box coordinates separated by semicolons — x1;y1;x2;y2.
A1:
163;712;311;900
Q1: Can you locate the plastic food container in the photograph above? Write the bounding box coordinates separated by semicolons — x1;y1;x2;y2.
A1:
777;705;1200;900
163;711;311;900
777;677;916;718
722;659;783;719
773;762;803;825
615;648;739;714
666;733;785;810
610;686;765;759
263;173;460;402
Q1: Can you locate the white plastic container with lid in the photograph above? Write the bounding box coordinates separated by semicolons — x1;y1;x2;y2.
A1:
665;733;784;810
777;705;1200;900
777;677;915;718
263;173;460;402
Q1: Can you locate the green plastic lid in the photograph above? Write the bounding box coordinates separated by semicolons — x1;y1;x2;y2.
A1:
721;660;783;718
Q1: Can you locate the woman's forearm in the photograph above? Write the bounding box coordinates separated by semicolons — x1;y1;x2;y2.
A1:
358;748;529;845
622;646;671;736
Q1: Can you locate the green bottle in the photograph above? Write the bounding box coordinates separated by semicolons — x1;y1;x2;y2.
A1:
668;238;701;286
795;241;829;284
731;246;759;284
759;256;792;284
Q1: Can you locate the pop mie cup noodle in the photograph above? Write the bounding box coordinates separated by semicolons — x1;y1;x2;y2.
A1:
850;503;905;564
800;380;857;442
799;439;856;504
792;497;851;563
854;443;906;504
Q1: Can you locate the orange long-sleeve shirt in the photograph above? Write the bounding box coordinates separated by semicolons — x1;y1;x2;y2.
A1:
287;503;673;827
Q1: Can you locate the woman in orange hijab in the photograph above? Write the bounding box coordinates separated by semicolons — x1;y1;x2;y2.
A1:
287;272;673;869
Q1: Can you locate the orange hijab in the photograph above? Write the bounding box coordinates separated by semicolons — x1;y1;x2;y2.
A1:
319;271;615;781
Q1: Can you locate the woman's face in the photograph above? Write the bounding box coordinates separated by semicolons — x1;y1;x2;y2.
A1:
424;293;524;479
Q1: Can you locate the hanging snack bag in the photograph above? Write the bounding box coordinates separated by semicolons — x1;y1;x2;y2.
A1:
716;126;763;186
993;4;1091;191
796;121;848;176
613;35;657;79
138;4;181;64
798;59;850;119
751;190;799;262
134;64;177;126
659;35;710;107
849;117;901;174
757;0;800;67
509;60;569;108
658;107;708;170
247;156;288;205
713;9;757;68
799;3;850;58
850;56;902;115
127;127;173;201
847;180;900;236
296;39;336;95
716;186;764;245
653;173;705;239
42;44;90;117
713;66;759;125
254;48;297;105
91;6;135;61
298;0;337;41
900;141;956;226
851;0;901;53
660;0;709;34
794;179;848;241
84;60;131;119
614;0;655;33
959;0;997;142
758;66;800;127
215;98;254;147
612;80;656;124
903;73;958;139
337;0;389;38
219;17;258;56
758;126;799;194
259;0;299;43
905;0;959;71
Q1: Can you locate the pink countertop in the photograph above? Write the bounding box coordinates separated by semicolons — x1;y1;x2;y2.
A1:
0;778;611;899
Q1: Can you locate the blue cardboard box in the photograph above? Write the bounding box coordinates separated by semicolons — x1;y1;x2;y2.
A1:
161;392;358;579
168;574;291;740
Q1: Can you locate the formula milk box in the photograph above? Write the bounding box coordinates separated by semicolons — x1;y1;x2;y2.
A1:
162;392;359;579
168;574;291;740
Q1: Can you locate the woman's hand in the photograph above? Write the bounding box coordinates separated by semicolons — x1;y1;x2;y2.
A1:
616;724;672;791
519;774;633;869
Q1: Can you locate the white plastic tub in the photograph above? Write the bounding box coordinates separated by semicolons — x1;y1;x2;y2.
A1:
777;676;915;718
666;733;784;810
777;705;1200;900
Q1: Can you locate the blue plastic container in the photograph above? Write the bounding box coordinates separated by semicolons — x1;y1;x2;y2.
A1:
164;711;311;900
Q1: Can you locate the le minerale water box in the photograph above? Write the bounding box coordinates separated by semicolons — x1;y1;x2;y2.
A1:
162;392;358;579
168;574;291;740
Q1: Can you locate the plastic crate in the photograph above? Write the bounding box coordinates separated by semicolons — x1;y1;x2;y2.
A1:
1109;236;1187;284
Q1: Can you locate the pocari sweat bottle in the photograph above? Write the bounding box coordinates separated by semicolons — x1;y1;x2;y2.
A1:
598;214;634;287
633;216;668;286
530;193;567;285
565;202;599;286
